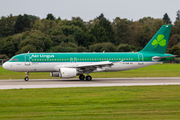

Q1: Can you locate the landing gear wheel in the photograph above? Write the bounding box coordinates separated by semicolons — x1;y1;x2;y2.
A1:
24;77;29;81
79;75;85;80
24;72;29;81
86;76;92;81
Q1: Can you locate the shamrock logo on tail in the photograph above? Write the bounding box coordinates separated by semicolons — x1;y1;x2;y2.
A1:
152;35;166;48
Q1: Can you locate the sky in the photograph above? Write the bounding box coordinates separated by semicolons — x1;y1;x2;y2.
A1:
0;0;180;23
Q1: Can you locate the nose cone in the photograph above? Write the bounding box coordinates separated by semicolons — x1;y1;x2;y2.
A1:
2;62;9;70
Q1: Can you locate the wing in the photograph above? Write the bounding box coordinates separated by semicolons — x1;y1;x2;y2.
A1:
76;61;114;73
53;61;114;73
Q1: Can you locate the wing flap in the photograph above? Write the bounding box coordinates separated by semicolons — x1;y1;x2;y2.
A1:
76;62;113;68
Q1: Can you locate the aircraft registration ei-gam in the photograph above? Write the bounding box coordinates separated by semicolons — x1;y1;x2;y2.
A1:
3;25;175;81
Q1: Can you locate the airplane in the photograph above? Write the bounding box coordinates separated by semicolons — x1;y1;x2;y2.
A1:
3;25;175;81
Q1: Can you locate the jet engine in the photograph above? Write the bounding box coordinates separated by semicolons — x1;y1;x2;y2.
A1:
50;68;77;78
59;68;77;78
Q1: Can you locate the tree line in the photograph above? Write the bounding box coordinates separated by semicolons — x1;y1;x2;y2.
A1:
0;11;180;60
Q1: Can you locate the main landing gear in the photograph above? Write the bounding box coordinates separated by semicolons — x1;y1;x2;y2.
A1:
79;74;92;81
24;72;29;81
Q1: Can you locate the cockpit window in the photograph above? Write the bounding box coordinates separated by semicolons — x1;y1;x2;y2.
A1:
11;58;19;61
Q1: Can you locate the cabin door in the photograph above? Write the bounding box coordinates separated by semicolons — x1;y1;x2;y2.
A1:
138;54;144;65
25;55;30;66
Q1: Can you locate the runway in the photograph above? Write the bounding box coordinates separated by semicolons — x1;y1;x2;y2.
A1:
0;77;180;89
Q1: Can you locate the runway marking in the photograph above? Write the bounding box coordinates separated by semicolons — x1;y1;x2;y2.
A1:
0;77;180;89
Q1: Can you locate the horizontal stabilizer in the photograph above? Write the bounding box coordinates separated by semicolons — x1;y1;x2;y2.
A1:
152;55;175;61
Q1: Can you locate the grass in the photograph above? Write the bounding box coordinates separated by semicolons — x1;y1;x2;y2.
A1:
0;86;180;119
1;64;180;119
0;63;180;79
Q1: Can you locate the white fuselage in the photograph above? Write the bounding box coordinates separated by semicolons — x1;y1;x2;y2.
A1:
3;61;159;72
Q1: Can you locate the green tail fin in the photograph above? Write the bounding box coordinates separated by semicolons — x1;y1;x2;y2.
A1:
139;25;172;54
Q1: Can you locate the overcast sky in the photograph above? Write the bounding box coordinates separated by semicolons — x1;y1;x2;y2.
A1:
0;0;180;22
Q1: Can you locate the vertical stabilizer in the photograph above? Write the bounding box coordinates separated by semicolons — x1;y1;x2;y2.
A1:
139;25;172;54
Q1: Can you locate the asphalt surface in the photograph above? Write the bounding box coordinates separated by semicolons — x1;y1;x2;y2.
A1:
0;77;180;89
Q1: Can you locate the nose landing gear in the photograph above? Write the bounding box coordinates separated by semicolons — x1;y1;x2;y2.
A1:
24;72;29;81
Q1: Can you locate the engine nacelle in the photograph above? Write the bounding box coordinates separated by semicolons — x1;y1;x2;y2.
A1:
59;68;77;78
50;72;59;77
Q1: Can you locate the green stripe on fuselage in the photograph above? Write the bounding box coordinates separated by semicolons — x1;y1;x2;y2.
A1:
8;52;174;63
